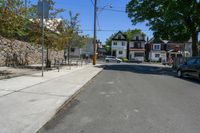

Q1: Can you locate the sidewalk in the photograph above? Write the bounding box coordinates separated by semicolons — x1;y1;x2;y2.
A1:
0;64;103;133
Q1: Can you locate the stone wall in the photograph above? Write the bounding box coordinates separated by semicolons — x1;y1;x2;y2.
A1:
0;36;64;66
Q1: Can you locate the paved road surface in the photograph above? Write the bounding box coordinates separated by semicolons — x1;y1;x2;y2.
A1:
38;64;200;133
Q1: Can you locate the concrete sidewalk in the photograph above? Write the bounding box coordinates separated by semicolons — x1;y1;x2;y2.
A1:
0;64;103;133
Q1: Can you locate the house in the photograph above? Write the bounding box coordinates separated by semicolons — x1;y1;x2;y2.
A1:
111;31;128;58
81;38;94;58
167;39;192;58
129;33;146;61
146;37;192;62
146;38;167;62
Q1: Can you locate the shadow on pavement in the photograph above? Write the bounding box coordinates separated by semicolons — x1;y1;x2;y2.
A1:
97;64;200;85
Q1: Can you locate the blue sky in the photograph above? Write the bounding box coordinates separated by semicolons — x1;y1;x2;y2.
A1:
31;0;153;43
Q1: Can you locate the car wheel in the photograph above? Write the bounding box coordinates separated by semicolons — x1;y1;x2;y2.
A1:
198;74;200;81
177;70;183;78
106;60;109;63
117;61;121;63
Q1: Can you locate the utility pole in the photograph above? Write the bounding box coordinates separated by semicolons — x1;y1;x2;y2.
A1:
93;0;97;65
41;0;44;77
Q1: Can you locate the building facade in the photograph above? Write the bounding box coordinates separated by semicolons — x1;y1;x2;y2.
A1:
129;33;146;61
146;38;167;62
111;31;128;58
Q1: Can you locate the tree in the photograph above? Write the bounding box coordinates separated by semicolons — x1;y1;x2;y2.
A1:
57;11;86;64
124;29;145;41
105;34;114;54
0;0;28;40
28;0;64;67
126;0;200;56
0;0;30;66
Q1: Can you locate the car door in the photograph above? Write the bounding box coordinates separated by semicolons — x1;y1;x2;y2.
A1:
111;57;117;62
193;58;200;78
184;58;197;76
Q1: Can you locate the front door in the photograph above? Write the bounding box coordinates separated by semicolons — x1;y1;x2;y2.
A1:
112;50;116;57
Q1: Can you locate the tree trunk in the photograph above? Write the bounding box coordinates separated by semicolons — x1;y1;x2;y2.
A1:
46;47;51;68
67;46;70;65
192;32;198;56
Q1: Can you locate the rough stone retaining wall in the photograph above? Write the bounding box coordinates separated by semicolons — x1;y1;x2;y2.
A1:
0;36;64;66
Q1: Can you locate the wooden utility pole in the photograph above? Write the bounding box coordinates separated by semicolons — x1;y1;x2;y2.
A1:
93;0;97;65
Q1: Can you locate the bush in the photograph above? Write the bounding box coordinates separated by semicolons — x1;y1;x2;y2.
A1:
122;58;128;62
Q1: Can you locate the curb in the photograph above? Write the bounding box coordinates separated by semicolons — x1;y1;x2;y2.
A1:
35;67;103;133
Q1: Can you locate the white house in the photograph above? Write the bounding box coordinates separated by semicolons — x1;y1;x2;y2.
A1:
129;33;146;61
146;38;167;62
111;31;127;58
81;38;94;58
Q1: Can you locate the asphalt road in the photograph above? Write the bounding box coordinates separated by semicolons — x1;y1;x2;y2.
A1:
38;63;200;133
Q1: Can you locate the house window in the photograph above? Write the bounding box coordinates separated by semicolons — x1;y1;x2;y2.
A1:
134;42;138;48
122;42;125;46
113;42;117;45
118;35;122;39
71;48;75;52
136;36;139;40
154;44;160;50
119;51;123;55
155;54;160;58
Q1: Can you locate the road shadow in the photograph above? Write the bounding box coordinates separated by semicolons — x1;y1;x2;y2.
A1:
97;64;200;85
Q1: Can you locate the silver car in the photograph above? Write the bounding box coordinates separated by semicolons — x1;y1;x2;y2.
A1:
105;56;122;63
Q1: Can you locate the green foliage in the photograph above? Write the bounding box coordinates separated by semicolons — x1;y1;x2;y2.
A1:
104;34;114;53
122;58;128;62
0;0;29;40
126;0;200;56
123;29;145;41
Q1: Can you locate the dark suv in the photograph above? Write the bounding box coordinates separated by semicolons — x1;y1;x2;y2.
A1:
177;57;200;80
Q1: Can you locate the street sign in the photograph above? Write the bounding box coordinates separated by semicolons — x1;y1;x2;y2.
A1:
37;0;50;18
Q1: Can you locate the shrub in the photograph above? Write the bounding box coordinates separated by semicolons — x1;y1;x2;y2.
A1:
122;58;128;62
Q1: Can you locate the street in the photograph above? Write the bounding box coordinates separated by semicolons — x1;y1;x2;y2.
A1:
38;63;200;133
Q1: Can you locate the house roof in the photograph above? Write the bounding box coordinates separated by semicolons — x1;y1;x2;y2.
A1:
112;31;127;41
130;33;145;41
147;37;164;44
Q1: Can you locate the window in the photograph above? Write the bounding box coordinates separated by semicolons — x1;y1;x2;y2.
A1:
113;42;117;45
134;53;144;57
118;35;121;39
134;42;138;48
196;59;200;65
136;36;139;40
153;44;160;50
71;48;75;52
119;51;123;55
155;54;160;58
187;58;196;65
122;42;125;46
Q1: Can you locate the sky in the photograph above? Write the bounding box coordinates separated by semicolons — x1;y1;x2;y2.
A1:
31;0;153;44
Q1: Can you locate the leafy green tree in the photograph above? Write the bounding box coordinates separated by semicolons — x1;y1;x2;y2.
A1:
28;0;64;67
0;0;31;66
124;29;145;41
105;34;114;54
126;0;200;56
0;0;28;40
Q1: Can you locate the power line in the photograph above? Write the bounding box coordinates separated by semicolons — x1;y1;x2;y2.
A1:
103;8;126;13
90;0;94;6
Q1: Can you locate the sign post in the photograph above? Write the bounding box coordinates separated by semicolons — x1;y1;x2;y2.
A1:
37;0;49;77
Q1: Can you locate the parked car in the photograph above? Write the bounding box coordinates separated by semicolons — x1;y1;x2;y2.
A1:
105;56;122;63
177;57;200;80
